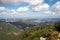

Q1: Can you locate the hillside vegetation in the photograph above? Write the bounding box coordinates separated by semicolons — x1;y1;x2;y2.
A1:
0;22;60;40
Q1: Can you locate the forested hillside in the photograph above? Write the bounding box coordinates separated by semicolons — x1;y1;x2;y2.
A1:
0;22;60;40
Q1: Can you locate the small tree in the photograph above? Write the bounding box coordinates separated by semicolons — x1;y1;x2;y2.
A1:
54;22;60;32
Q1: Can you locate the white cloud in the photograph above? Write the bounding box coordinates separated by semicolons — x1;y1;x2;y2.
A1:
44;11;56;15
0;6;29;16
0;0;44;5
32;4;50;12
11;9;17;13
0;7;21;18
0;1;60;19
16;7;29;12
0;7;6;11
24;0;44;5
0;6;29;19
52;1;60;14
0;0;22;5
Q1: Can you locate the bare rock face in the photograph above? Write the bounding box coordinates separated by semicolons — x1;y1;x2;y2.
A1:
57;33;60;40
40;37;46;40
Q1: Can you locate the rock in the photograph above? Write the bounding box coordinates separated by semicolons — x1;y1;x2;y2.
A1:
57;33;60;40
40;37;46;40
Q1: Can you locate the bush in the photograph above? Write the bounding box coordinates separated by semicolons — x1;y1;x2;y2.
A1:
54;22;60;32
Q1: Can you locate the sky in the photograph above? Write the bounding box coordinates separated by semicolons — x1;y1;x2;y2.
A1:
0;0;60;19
